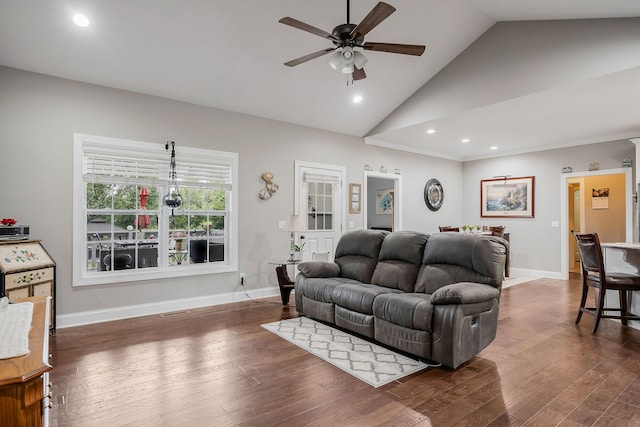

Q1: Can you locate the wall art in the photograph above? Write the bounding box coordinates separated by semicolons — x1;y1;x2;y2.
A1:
481;176;534;218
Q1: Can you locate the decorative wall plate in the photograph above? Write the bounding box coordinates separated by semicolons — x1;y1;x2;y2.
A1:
424;179;444;211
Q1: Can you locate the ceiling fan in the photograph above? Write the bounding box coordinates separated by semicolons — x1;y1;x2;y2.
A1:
279;1;425;81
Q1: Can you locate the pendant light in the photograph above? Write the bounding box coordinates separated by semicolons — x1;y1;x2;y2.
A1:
162;141;183;215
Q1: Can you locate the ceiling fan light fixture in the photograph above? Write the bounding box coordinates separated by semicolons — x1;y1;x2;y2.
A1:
353;51;368;69
340;63;355;74
342;46;354;60
328;50;342;70
328;48;355;74
328;47;367;75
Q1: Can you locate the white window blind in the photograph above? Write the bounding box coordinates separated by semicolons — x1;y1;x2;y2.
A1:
82;140;234;190
303;172;341;184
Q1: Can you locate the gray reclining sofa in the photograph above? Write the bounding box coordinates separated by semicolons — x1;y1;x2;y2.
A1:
294;229;508;369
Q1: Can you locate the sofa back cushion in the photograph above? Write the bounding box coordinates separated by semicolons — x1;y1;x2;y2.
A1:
415;233;507;294
335;229;388;283
371;231;429;292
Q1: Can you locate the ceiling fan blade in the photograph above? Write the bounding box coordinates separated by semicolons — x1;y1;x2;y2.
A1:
362;42;425;56
349;2;395;39
353;66;367;81
284;48;336;67
279;17;336;40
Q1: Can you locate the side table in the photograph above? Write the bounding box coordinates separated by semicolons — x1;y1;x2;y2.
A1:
269;260;301;305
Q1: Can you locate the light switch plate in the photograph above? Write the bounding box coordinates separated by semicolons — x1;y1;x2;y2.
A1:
278;220;286;229
551;221;560;228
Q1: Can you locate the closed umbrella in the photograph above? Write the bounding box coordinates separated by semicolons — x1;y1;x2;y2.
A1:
138;187;151;229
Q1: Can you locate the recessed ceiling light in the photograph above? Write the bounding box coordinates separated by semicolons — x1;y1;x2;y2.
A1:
73;13;90;27
353;95;362;103
461;138;470;143
490;146;498;150
426;129;436;134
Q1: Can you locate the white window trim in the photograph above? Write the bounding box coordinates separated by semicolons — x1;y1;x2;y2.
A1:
72;134;238;287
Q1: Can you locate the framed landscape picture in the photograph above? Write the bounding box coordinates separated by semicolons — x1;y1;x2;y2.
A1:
481;176;534;218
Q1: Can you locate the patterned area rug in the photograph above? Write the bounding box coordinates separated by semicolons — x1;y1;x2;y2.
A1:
262;317;429;388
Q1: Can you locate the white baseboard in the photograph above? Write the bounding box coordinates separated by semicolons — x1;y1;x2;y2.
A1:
56;287;281;329
508;268;562;280
55;268;563;329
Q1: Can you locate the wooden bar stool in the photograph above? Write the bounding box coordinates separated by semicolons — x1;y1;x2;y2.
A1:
572;231;640;333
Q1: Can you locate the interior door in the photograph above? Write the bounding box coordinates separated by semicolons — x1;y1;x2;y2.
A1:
295;162;345;262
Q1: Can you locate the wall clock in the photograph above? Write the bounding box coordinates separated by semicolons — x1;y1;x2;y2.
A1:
424;179;443;211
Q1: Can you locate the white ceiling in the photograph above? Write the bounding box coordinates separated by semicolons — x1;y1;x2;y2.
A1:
1;1;640;161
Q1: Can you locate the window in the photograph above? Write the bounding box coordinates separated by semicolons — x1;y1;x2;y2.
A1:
303;172;340;231
73;134;238;286
307;182;333;231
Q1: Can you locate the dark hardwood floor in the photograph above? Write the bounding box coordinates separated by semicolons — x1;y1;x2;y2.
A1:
49;275;640;426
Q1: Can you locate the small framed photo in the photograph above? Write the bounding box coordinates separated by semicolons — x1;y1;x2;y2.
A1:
481;176;534;218
591;187;609;209
349;183;361;213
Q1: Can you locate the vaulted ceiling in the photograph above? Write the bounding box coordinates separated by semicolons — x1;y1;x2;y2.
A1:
1;1;640;161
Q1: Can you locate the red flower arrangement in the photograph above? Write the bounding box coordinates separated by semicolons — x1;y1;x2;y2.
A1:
1;218;17;226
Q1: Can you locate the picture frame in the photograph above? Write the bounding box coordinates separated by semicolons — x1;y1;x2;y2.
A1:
591;187;609;209
376;189;394;215
349;183;361;213
481;176;534;218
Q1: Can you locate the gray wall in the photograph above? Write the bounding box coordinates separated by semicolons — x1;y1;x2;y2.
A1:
462;140;634;274
0;66;463;318
1;65;634;319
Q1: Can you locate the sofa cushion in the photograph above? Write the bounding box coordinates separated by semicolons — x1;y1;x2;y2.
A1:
415;233;507;294
371;231;429;292
332;283;403;315
335;229;388;283
372;293;434;332
431;282;500;305
297;261;340;278
297;277;362;303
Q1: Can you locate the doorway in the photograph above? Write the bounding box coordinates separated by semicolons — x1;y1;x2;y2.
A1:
560;168;632;279
567;179;583;273
363;171;402;231
294;161;346;262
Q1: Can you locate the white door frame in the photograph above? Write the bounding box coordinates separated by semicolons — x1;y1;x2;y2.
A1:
560;167;632;280
363;170;403;231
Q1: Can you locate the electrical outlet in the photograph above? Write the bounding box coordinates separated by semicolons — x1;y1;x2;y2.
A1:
240;273;246;286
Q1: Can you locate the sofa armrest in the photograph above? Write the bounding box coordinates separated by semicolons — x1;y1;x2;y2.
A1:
297;261;340;278
431;282;500;305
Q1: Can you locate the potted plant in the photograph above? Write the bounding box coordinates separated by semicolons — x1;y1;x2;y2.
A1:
293;237;306;260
